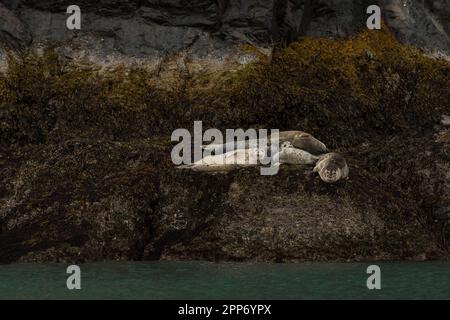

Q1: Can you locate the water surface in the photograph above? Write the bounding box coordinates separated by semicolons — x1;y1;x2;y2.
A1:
0;261;449;299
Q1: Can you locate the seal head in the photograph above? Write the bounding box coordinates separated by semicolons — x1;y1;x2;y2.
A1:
313;153;349;183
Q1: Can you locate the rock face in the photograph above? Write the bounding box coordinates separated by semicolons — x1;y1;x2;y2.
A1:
0;0;449;63
0;3;31;48
1;127;449;263
0;1;449;264
381;0;450;58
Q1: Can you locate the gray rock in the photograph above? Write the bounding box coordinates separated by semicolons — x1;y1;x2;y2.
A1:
138;1;218;28
381;0;450;58
1;0;449;61
221;0;276;42
0;3;31;47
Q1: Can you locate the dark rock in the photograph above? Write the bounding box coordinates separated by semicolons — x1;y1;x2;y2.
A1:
18;0;142;15
0;0;449;60
139;1;218;28
0;0;449;264
381;0;450;57
0;129;448;263
0;138;163;263
0;3;31;48
220;0;276;42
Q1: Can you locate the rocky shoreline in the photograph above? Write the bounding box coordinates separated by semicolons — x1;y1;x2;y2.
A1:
0;1;449;264
1;1;450;70
1;125;449;264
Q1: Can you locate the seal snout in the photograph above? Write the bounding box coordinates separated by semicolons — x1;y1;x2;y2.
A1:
320;167;340;183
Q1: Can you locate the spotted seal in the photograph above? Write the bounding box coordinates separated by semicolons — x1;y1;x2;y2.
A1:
313;153;349;183
177;147;266;171
274;141;319;165
203;130;328;155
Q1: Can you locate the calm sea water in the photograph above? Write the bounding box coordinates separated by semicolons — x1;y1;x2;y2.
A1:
0;261;449;300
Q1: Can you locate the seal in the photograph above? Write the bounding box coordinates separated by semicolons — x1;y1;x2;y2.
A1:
278;131;328;155
202;130;328;155
274;141;319;165
177;148;266;171
313;153;349;183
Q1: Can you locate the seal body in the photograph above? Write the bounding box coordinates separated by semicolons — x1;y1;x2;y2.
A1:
275;141;319;165
278;131;328;155
203;130;328;155
177;148;266;171
313;153;349;183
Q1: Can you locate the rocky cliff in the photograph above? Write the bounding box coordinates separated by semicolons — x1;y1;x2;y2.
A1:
1;1;450;66
0;1;449;263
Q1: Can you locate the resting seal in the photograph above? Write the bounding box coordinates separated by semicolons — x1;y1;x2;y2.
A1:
278;131;328;155
275;141;319;165
313;153;349;183
203;130;328;155
177;148;266;171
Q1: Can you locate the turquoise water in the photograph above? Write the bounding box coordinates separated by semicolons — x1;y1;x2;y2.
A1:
0;261;449;300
